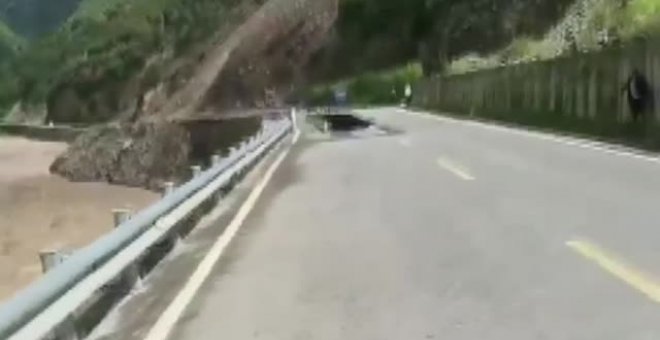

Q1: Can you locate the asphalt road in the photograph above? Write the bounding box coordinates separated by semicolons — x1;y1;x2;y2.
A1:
165;108;660;339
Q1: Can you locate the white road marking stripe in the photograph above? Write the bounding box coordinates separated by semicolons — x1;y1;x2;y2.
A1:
144;137;296;340
397;108;660;165
436;157;475;181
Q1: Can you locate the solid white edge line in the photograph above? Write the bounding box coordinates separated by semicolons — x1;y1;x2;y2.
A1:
144;134;297;340
388;107;660;165
436;157;475;181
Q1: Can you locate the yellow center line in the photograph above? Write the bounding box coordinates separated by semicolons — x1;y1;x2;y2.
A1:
566;239;660;303
436;157;475;181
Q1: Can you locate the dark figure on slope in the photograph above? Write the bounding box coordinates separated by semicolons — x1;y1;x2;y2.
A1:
623;69;652;122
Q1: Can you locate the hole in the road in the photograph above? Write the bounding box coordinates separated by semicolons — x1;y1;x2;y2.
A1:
315;113;391;138
320;114;372;131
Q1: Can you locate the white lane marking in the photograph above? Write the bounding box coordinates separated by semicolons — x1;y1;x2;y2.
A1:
436;157;475;181
397;108;660;165
144;139;296;340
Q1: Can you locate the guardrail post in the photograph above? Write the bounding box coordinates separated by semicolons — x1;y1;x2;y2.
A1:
211;154;221;166
39;250;79;340
290;107;297;131
210;155;223;202
191;165;202;178
162;181;175;197
112;209;131;228
39;250;70;273
111;209;142;293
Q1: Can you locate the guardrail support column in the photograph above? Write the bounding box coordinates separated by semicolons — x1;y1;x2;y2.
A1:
112;209;131;228
162;181;175;197
290;107;297;130
191;165;202;178
210;155;223;202
211;154;221;166
39;250;69;273
112;209;142;292
39;250;79;340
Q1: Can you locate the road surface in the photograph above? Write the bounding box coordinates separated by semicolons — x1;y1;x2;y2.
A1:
152;108;660;339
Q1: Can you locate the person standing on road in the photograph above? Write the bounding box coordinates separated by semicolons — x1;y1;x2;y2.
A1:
404;83;413;107
622;69;652;122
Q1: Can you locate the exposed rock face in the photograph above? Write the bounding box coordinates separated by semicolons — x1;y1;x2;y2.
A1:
201;0;338;111
50;122;191;191
162;0;338;119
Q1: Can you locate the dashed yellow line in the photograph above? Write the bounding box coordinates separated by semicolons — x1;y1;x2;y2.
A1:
436;157;475;181
567;240;660;303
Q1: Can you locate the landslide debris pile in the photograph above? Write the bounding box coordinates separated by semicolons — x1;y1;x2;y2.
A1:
50;0;337;189
51;122;190;190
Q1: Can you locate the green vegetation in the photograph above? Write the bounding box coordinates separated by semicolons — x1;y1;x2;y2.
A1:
623;0;660;37
0;20;23;50
0;0;245;122
310;0;576;82
446;0;660;75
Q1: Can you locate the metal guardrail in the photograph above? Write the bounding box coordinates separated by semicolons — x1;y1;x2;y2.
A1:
0;115;294;340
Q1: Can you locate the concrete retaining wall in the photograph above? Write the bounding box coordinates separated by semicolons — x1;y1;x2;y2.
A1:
414;38;660;146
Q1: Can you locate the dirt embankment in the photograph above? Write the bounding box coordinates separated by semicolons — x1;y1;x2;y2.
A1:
0;137;157;302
